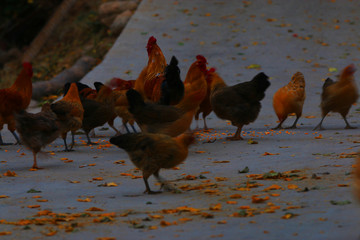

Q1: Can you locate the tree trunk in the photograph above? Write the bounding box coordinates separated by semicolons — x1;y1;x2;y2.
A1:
32;56;96;100
22;0;78;63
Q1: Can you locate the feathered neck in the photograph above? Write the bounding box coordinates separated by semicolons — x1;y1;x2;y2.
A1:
210;72;227;92
63;83;81;102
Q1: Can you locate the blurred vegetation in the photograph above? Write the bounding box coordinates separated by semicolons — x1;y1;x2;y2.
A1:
0;0;61;48
0;0;117;90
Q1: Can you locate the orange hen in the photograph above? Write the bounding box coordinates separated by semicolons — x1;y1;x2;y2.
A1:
314;64;358;130
51;83;84;151
180;55;208;112
272;72;306;129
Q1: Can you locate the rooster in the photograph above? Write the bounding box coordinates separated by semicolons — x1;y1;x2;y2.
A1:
210;72;270;140
51;83;84;151
110;132;195;194
314;64;358;130
272;72;306;129
0;62;33;145
15;103;60;169
134;36;167;101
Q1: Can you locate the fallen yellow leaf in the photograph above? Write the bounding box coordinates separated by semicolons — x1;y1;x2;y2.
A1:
77;198;92;202
287;184;299;190
86;207;104;211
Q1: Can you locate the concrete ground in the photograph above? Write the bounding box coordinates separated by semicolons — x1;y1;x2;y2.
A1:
1;0;360;239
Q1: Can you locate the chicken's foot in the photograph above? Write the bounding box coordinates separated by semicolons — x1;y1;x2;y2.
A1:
226;127;243;140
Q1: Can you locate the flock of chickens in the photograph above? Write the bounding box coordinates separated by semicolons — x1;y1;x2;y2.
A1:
0;36;359;194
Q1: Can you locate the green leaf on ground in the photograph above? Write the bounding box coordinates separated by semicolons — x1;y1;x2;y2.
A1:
330;200;351;205
238;166;249;174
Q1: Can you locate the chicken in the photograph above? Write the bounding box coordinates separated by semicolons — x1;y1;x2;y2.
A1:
81;98;114;145
51;83;84;151
210;72;270;140
15;103;60;169
272;72;306;129
134;36;167;101
110;132;194;194
159;56;184;105
183;55;208;98
195;67;215;130
314;64;358;130
93;82;119;135
0;62;33;145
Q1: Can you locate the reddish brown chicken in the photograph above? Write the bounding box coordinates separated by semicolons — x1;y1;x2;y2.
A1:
110;132;195;194
0;62;33;145
314;64;358;130
273;72;306;129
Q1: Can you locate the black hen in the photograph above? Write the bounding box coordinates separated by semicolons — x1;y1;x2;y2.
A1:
210;72;270;140
159;56;184;105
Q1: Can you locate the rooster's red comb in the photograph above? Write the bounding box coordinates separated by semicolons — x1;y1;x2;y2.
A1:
196;55;207;63
147;36;157;47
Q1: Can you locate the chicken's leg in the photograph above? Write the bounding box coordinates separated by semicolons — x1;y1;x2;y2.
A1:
123;123;131;133
31;151;42;169
226;126;243;140
342;115;356;129
288;115;300;129
130;124;137;133
272;119;286;130
69;131;75;150
143;171;161;194
313;115;327;131
11;131;21;145
154;170;177;192
86;132;93;145
62;133;72;152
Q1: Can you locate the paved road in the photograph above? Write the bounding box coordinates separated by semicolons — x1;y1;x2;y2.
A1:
1;0;360;239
